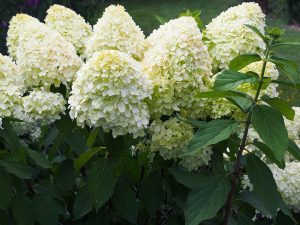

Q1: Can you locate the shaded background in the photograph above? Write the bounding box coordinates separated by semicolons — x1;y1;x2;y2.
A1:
0;0;299;104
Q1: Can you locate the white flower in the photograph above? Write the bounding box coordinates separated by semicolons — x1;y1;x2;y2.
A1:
285;107;300;141
10;14;82;89
269;162;300;212
149;117;212;171
0;85;21;118
144;16;213;118
6;14;40;60
85;5;146;60
0;53;25;93
69;50;152;138
204;2;266;70
22;90;66;124
45;4;92;55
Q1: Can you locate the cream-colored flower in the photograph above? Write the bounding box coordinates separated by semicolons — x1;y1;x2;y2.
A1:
10;14;82;89
85;5;146;60
45;4;92;55
69;50;152;138
22;89;66;124
144;16;213;118
205;2;266;70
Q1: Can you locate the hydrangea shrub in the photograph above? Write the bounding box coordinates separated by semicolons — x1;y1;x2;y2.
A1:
0;3;300;225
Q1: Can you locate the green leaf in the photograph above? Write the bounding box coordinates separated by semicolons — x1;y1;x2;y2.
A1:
88;158;117;210
11;194;34;225
186;120;237;155
251;105;288;163
112;179;138;223
0;120;20;152
244;24;267;43
261;96;295;120
245;154;280;217
54;160;76;192
74;147;105;171
87;127;100;148
25;148;51;169
185;175;230;225
73;185;93;219
287;140;300;161
0;155;31;179
213;70;259;91
253;140;285;169
197;90;247;98
227;96;253;112
0;169;13;210
169;168;206;188
240;191;269;217
271;80;300;89
229;53;262;71
177;115;205;128
269;56;298;84
33;193;60;225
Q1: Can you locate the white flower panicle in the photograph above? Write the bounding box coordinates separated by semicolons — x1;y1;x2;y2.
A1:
285;107;300;141
69;50;152;138
0;53;25;93
149;117;212;171
10;14;82;89
7;14;40;60
143;16;213;118
205;2;266;70
269;162;300;212
0;85;21;118
22;90;66;124
85;5;146;60
45;4;92;55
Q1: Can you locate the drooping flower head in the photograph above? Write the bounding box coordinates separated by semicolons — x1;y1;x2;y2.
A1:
22;89;66;124
149;117;212;171
6;14;40;60
45;4;92;55
69;50;153;138
12;15;82;89
85;5;146;60
143;16;213;118
205;2;266;70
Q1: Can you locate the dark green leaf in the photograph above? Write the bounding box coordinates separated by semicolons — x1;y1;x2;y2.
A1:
88;158;117;210
73;185;93;219
0;120;20;152
246;154;280;217
240;191;269;216
25;148;51;169
177;115;205;128
11;194;34;225
54;160;76;192
269;56;298;84
33;193;60;225
229;53;262;71
0;169;13;210
74;147;104;171
271;80;300;89
287;140;300;161
169;168;206;188
261;96;295;120
227;96;253;112
0;155;31;179
251;105;288;163
213;70;259;91
112;179;138;223
186;120;237;155
253;140;285;169
87;127;100;148
185;175;230;225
